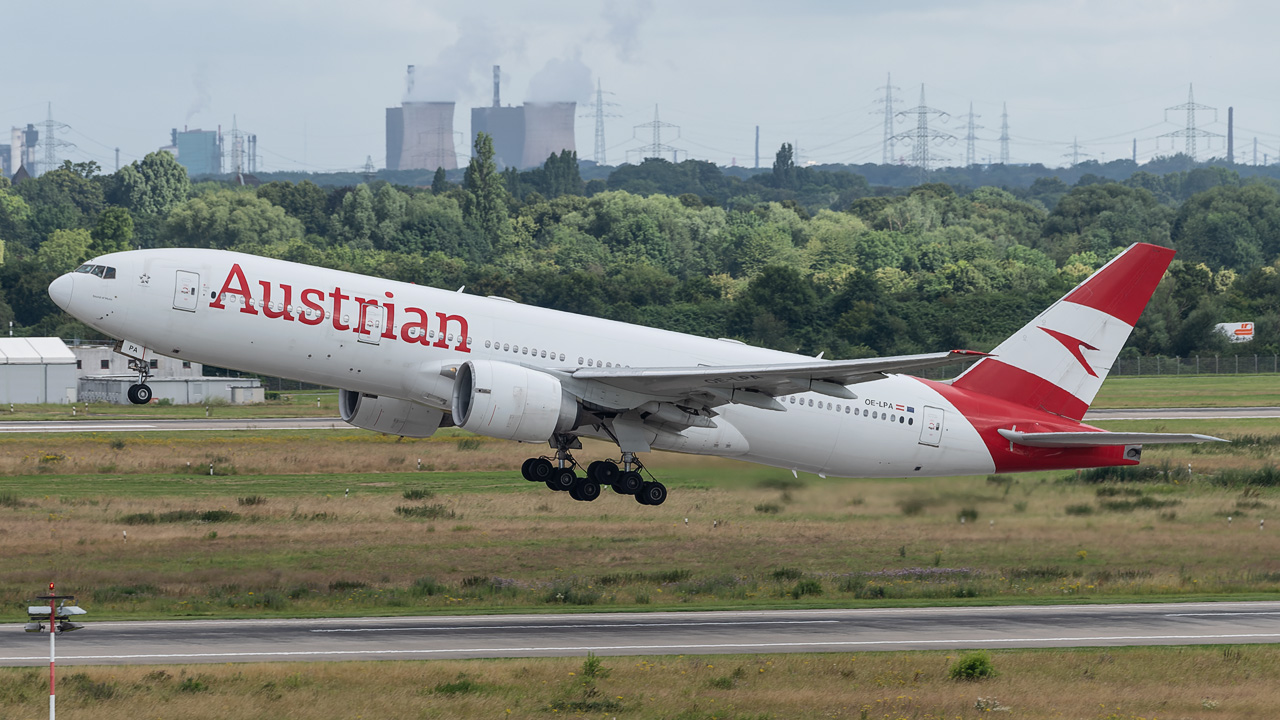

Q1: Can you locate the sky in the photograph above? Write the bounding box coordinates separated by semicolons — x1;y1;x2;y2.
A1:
6;0;1279;174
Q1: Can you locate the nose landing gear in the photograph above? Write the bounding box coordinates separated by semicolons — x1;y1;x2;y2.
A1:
126;358;153;405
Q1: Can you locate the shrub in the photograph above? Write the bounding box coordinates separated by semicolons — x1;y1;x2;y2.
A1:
394;504;455;519
790;578;823;598
580;652;611;679
1099;496;1179;512
544;583;600;605
433;674;484;695
754;502;782;514
109;438;126;451
1211;466;1280;487
1064;504;1094;516
949;651;997;680
0;492;23;508
402;488;435;500
757;478;805;491
156;397;173;406
237;495;268;506
957;507;979;522
177;676;209;693
456;437;483;451
63;673;116;700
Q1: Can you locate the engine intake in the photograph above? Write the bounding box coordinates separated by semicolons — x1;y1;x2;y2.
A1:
451;360;579;442
339;389;447;438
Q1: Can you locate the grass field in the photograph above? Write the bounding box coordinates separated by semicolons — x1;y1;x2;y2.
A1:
0;645;1275;719
1;420;1278;619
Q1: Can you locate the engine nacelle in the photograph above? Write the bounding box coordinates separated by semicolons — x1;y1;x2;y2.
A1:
340;389;447;438
451;360;579;442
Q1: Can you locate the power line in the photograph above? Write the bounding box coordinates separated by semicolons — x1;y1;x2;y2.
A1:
37;102;76;176
873;73;900;165
962;102;983;167
628;105;684;163
999;102;1010;165
581;79;620;165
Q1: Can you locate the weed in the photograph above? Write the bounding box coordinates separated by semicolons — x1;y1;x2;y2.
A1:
949;651;997;680
580;652;611;679
394;504;455;519
544;582;600;605
237;495;268;506
329;580;367;592
757;477;805;491
402;487;435;500
898;497;927;516
0;492;23;508
456;437;483;451
1211;466;1280;487
957;507;979;522
410;577;446;597
177;676;209;693
109;438;126;451
1065;504;1094;516
1013;501;1028;512
772;567;803;581
754;502;782;514
1098;496;1180;512
432;673;484;695
63;673;116;700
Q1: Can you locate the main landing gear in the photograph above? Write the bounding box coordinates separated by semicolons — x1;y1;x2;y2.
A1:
520;438;667;505
126;357;153;405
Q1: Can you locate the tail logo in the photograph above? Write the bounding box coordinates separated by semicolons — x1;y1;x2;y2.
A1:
1040;327;1099;378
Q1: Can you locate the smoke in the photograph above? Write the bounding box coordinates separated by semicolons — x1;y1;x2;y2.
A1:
526;51;593;103
186;64;211;123
603;0;652;62
407;16;513;102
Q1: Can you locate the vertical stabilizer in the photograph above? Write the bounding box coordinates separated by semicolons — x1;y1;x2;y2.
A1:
950;243;1175;420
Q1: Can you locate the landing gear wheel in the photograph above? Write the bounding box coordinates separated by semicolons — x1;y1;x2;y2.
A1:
547;469;576;492
127;383;152;405
587;460;617;484
635;481;667;506
521;458;536;481
529;458;555;482
572;478;601;502
613;470;644;495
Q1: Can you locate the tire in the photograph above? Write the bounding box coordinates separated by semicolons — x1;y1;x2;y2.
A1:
127;384;151;405
521;458;536;482
530;458;555;482
548;469;576;492
637;481;667;506
614;471;643;495
586;460;608;482
595;462;619;484
574;479;601;502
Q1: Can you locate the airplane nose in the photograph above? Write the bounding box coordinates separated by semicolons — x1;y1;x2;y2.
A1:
48;274;74;311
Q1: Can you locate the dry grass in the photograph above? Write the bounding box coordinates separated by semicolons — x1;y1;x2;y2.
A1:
1;646;1276;719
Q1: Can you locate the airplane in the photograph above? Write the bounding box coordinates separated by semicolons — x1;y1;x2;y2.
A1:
47;241;1221;506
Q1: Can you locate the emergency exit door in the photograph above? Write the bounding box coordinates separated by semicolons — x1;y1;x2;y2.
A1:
918;405;945;446
173;271;200;312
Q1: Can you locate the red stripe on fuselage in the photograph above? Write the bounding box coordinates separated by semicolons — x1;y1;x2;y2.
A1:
1063;243;1176;326
915;376;1135;473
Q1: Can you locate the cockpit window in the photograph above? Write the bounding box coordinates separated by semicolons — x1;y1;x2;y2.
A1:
73;264;116;279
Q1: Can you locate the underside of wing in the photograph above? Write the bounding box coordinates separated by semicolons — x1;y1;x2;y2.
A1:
569;349;986;406
998;429;1227;448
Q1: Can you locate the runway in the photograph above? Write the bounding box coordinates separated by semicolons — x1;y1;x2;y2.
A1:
0;417;347;433
3;602;1279;666
0;407;1275;434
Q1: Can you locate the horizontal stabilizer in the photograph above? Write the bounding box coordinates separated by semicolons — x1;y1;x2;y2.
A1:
998;429;1226;448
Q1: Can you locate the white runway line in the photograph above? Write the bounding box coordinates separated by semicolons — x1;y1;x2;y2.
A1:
310;620;840;633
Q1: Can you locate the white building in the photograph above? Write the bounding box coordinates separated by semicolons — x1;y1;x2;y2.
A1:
70;344;263;405
0;338;79;403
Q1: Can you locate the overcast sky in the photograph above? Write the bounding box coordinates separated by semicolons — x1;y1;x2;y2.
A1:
7;0;1278;174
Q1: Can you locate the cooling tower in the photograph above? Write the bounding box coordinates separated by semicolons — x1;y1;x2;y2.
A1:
471;106;525;170
397;101;458;171
521;102;576;169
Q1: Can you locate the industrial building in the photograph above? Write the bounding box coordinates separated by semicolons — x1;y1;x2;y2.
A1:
173;128;222;176
68;344;262;405
386;65;577;172
0;338;79;404
7;124;38;179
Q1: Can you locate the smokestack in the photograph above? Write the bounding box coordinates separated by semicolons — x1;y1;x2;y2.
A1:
406;65;416;97
493;65;500;108
1228;107;1234;164
755;126;760;169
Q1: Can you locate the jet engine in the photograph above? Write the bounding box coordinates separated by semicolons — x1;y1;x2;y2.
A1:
450;360;580;442
339;389;448;438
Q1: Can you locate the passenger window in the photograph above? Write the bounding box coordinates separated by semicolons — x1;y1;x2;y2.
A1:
872;411;878;419
522;347;528;355
503;344;509;351
540;350;546;358
466;337;472;347
845;406;851;414
485;340;491;348
578;356;584;364
560;354;566;362
807;398;813;407
899;416;905;424
909;418;914;425
789;397;795;404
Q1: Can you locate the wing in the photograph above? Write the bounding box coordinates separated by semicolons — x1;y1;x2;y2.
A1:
997;429;1226;448
568;350;986;411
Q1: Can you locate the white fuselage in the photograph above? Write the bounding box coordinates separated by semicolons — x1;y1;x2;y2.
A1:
56;249;998;478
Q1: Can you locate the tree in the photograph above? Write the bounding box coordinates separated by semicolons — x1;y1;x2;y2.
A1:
432;167;448;195
772;143;796;189
164;189;304;249
90;206;134;254
463;132;511;250
112;151;191;216
36;228;93;273
256;180;329;236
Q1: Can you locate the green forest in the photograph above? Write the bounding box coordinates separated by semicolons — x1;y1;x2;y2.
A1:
3;135;1280;362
